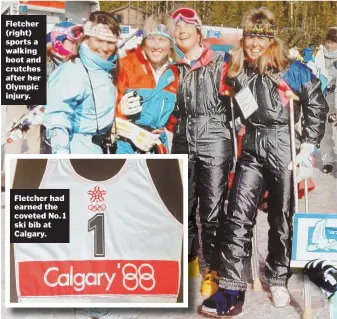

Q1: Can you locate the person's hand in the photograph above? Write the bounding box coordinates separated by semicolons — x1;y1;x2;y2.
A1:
285;90;300;101
151;128;164;134
119;91;142;116
304;259;337;298
288;143;315;183
133;130;160;152
223;88;236;97
115;117;160;152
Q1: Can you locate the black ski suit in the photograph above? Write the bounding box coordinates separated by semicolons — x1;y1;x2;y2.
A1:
172;45;233;268
217;61;328;290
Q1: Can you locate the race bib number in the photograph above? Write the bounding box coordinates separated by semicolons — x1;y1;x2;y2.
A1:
235;87;258;119
17;260;179;297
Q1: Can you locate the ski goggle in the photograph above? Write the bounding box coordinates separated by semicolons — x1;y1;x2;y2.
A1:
171;8;202;29
143;24;174;42
51;24;84;42
68;26;84;41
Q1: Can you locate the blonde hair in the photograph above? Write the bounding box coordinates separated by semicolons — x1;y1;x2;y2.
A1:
141;14;179;62
228;7;289;78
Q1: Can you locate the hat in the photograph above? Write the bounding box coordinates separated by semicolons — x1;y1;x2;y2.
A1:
49;21;83;45
48;21;83;57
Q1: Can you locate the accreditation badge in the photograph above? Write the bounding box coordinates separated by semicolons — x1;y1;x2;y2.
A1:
234;86;259;119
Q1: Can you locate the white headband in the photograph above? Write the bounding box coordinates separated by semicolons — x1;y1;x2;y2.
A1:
84;21;118;42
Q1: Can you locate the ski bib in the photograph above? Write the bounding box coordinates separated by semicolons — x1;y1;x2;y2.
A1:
14;159;183;303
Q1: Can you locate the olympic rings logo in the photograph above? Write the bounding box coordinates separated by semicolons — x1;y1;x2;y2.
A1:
88;204;106;212
122;263;156;291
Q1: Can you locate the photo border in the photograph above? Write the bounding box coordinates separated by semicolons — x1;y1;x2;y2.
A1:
5;153;188;309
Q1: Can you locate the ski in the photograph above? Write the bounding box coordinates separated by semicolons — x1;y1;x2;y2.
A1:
1;105;44;146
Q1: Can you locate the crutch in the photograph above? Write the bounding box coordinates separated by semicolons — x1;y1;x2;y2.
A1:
289;97;312;319
251;220;262;291
303;178;312;319
229;98;262;291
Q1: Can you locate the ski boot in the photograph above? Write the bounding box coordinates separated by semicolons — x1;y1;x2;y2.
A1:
201;289;245;318
201;268;219;297
189;256;200;279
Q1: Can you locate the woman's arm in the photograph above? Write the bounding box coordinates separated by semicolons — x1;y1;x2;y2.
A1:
285;62;329;147
115;59;129;117
300;73;329;147
43;63;83;154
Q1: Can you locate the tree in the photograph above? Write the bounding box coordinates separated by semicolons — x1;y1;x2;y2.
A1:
98;0;337;46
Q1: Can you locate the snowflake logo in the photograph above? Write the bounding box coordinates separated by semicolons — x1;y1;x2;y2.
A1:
88;186;106;203
88;186;107;212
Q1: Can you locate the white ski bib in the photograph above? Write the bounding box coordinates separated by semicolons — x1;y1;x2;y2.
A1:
14;159;183;303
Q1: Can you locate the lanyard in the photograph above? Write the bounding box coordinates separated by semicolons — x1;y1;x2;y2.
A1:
80;59;100;134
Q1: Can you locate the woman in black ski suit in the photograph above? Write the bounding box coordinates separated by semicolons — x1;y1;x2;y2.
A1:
201;7;328;317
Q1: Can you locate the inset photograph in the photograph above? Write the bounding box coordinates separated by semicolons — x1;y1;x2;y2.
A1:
6;155;187;308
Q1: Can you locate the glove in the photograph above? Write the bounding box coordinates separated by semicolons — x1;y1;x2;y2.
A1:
234;117;244;132
115;117;160;152
288;143;315;183
304;259;337;298
284;90;300;101
119;91;142;116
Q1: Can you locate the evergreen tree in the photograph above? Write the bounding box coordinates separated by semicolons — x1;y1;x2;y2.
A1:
98;1;337;46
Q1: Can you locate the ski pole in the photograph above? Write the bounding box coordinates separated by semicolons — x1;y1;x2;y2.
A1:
230;97;238;164
289;96;299;213
117;29;143;50
1;105;44;147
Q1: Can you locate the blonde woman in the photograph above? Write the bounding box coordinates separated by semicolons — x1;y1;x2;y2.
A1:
115;14;179;154
201;7;328;317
